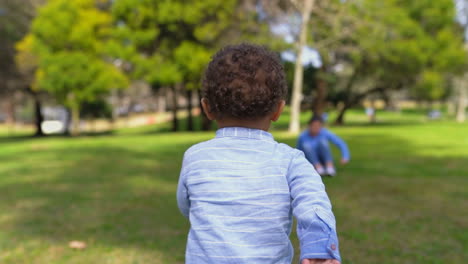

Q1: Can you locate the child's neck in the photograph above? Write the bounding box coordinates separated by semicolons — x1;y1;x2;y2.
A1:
217;117;271;132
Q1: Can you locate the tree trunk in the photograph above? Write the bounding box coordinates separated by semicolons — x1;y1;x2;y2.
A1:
4;94;16;125
447;99;456;116
333;65;363;125
171;85;179;132
335;103;350;125
288;0;315;133
67;93;81;136
70;103;80;136
157;87;166;113
33;93;44;136
63;108;71;135
186;89;194;131
313;66;327;116
380;90;397;111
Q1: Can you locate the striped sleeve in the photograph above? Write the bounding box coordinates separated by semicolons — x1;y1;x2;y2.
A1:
177;152;190;218
287;150;341;262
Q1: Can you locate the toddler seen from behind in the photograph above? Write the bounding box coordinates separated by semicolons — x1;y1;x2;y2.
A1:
177;43;341;264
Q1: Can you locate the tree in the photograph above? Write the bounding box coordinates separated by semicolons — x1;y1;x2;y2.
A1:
263;0;361;128
110;0;203;131
272;0;466;125
327;0;465;124
18;0;129;135
396;0;465;111
330;0;427;124
455;0;468;122
288;0;315;133
412;70;446;102
15;32;45;136
111;0;280;131
455;75;468;122
174;42;211;131
37;52;128;134
307;0;351;117
259;0;319;132
1;0;45;136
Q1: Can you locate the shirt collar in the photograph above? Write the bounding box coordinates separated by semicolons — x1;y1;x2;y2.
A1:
215;127;274;141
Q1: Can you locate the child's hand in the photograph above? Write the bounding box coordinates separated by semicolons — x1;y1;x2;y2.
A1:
340;158;349;165
301;259;340;264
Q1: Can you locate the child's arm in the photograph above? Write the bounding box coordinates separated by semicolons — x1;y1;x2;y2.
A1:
324;129;350;164
288;151;341;263
176;153;190;218
296;133;305;152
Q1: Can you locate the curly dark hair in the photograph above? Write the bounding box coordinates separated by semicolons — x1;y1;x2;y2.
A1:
202;43;287;120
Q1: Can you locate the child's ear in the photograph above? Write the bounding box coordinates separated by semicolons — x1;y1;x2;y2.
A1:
201;98;216;121
271;100;285;122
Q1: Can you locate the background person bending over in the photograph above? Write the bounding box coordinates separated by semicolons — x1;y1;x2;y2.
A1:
297;116;350;176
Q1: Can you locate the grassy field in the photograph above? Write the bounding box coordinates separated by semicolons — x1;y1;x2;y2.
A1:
0;110;467;263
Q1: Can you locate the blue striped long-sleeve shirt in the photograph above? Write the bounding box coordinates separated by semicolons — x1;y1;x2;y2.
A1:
177;127;341;263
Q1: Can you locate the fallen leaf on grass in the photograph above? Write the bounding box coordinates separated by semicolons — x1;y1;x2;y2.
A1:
68;241;87;250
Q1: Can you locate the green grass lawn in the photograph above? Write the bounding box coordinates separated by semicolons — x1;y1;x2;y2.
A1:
0;110;467;263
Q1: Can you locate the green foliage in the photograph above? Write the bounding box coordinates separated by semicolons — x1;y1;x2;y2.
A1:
110;0;208;87
401;0;467;72
412;70;446;101
0;0;42;94
357;0;429;83
311;0;467;108
399;0;466;101
80;99;113;119
110;0;280;89
30;0;113;54
131;53;182;86
17;0;128;114
174;41;212;90
13;0;467;127
37;51;127;107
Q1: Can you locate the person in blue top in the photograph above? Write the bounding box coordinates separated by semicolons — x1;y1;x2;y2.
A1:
297;115;350;176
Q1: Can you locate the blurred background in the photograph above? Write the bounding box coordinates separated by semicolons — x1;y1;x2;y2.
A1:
0;0;467;263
